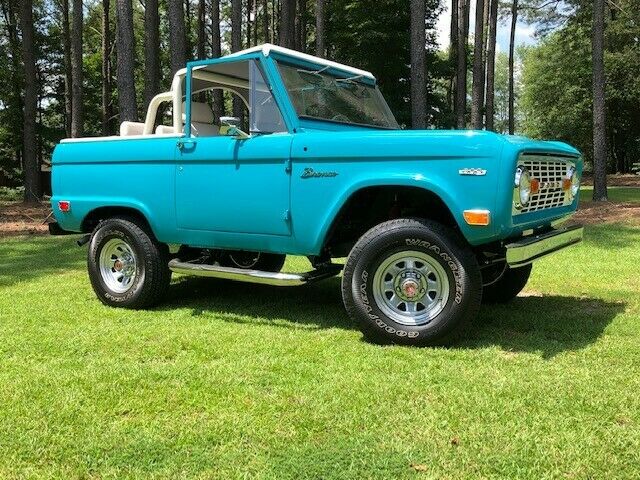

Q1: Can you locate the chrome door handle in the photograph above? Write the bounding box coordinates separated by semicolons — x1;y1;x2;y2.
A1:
177;139;196;150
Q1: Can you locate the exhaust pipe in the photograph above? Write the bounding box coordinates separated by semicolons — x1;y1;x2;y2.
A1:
76;234;91;247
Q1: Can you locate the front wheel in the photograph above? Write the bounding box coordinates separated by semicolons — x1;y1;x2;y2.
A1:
88;217;171;308
342;218;482;346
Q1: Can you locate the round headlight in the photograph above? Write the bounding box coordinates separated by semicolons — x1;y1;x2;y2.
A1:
568;166;580;198
514;166;532;208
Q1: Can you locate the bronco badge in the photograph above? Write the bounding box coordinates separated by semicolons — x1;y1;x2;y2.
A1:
301;167;339;179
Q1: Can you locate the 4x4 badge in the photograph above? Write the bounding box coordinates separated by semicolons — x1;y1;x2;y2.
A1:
301;167;339;179
459;168;487;176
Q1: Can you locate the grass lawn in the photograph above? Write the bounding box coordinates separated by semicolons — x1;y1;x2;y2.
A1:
1;219;639;478
579;185;640;203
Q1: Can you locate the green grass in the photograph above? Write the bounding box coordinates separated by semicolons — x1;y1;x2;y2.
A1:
580;186;640;203
0;186;24;202
1;223;639;479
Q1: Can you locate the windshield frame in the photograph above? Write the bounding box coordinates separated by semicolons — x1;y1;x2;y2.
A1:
274;60;399;130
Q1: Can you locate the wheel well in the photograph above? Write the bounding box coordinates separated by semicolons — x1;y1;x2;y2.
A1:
323;186;460;257
81;206;154;237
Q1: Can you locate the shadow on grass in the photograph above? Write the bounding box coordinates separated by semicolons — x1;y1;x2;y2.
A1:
582;223;640;249
461;295;625;358
0;236;84;287
163;277;623;357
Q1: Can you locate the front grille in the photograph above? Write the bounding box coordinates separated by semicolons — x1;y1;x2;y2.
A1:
514;155;575;214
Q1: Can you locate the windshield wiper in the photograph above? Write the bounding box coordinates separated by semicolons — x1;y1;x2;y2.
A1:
296;65;330;76
335;74;365;84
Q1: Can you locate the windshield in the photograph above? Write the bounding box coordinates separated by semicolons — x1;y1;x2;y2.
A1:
276;62;399;129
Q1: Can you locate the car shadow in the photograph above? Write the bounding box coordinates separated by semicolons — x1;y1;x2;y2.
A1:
459;295;625;358
161;277;624;358
0;236;85;288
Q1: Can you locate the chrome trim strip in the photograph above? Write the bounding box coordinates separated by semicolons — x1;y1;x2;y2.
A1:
506;225;584;268
168;259;343;286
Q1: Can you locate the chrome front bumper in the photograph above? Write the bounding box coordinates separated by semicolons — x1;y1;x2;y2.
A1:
506;224;584;268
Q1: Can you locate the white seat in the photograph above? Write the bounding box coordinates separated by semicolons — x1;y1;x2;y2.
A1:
155;125;176;135
182;102;220;137
119;121;145;136
191;122;220;136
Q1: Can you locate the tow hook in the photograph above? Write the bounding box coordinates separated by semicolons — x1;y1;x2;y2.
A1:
77;234;91;247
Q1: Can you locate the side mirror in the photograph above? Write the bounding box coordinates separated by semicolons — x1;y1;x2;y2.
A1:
220;124;250;140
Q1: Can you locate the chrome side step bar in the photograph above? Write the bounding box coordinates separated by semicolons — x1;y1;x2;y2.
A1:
168;259;343;287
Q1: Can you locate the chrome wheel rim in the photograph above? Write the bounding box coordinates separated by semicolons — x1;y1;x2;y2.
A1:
98;239;137;293
372;250;450;326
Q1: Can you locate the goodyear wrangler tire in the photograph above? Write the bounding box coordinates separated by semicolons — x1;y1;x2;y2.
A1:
88;217;171;309
342;218;482;346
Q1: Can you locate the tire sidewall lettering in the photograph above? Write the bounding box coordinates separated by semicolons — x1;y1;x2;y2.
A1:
405;238;464;304
352;234;468;341
91;225;145;304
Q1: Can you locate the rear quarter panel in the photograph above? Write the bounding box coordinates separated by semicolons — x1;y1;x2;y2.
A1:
51;137;178;241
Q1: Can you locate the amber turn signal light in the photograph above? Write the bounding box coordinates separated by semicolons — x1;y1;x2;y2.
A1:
463;209;490;226
530;178;540;195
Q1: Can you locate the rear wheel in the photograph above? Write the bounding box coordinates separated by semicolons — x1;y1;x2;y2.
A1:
482;264;532;303
342;218;482;346
88;217;171;308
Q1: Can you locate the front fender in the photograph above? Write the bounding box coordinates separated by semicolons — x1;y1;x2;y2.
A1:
317;173;499;251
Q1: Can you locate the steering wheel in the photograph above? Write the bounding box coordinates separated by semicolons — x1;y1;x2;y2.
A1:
331;114;350;123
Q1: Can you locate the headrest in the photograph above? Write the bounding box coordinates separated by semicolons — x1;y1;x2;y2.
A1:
181;102;214;124
119;121;145;136
155;125;175;135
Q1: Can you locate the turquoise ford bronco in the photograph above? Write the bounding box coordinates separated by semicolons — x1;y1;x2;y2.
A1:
50;44;584;346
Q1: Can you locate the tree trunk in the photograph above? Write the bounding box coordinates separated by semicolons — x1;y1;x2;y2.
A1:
61;0;73;137
271;0;276;43
143;0;159;113
410;0;426;129
102;0;113;135
448;0;458;118
197;0;205;57
262;0;269;42
211;0;223;118
508;0;518;135
315;0;324;57
253;0;258;46
485;0;498;131
231;0;242;52
297;0;307;52
116;0;137;122
231;0;243;119
1;0;23;169
184;0;192;58
471;0;485;129
247;0;253;47
70;0;83;137
279;0;295;48
455;0;469;129
592;0;607;200
18;0;40;202
168;0;187;76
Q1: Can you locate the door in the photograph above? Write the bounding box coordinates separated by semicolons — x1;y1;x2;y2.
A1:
175;134;292;236
175;57;292;236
